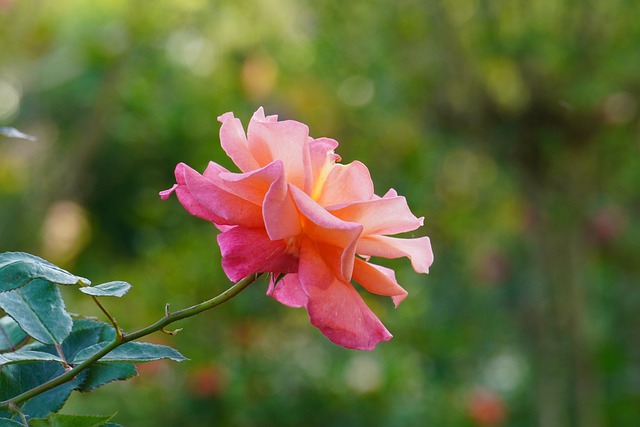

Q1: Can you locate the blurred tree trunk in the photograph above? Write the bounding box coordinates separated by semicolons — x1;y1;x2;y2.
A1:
518;124;602;427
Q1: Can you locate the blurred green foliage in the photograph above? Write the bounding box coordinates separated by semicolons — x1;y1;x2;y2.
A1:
1;0;639;426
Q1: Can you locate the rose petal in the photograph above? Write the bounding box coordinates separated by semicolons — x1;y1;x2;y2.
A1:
202;161;229;179
382;188;398;198
314;161;375;207
352;258;408;307
159;184;178;200
356;235;434;274
289;185;362;280
168;164;227;224
298;239;392;350
252;107;278;123
312;241;347;280
308;137;340;197
212;161;282;205
267;274;308;308
329;195;424;235
218;112;260;172
305;281;393;350
263;165;303;240
181;163;264;228
247;114;310;190
218;227;298;282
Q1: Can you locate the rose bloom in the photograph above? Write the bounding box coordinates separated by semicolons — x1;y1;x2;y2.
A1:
161;108;433;350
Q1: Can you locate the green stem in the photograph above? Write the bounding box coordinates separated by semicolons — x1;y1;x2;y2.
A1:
0;272;263;410
91;295;123;340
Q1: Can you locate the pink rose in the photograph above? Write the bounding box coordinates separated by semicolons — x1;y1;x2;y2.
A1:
161;108;433;350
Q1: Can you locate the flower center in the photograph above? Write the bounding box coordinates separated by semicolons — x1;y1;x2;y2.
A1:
310;156;336;201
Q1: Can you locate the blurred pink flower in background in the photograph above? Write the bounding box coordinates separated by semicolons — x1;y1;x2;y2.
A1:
161;107;433;350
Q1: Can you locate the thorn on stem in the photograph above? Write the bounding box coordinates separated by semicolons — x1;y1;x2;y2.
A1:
115;322;125;342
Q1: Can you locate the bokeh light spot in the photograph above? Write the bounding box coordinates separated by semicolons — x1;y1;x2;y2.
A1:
344;354;383;394
166;29;217;76
484;58;529;113
241;53;279;100
338;76;375;107
602;92;637;124
41;200;91;265
482;351;528;395
0;76;21;121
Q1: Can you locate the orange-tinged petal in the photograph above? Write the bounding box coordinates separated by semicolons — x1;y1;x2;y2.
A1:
329;195;424;235
308;137;340;194
247;115;311;191
352;258;408;307
314;161;374;207
290;185;362;280
263;164;303;240
312;241;348;280
356;235;434;274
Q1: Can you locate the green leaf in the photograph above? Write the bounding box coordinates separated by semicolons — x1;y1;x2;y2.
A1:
78;281;131;298
0;127;36;141
0;350;64;366
60;320;111;361
0;280;73;345
0;320;131;421
0;361;86;419
29;413;115;427
0;316;29;352
73;342;187;364
0;252;90;293
59;321;138;392
25;319;114;363
64;319;115;343
0;418;25;426
23;319;138;391
79;363;137;392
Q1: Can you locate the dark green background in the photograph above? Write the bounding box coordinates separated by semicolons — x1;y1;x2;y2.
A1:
1;1;639;426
